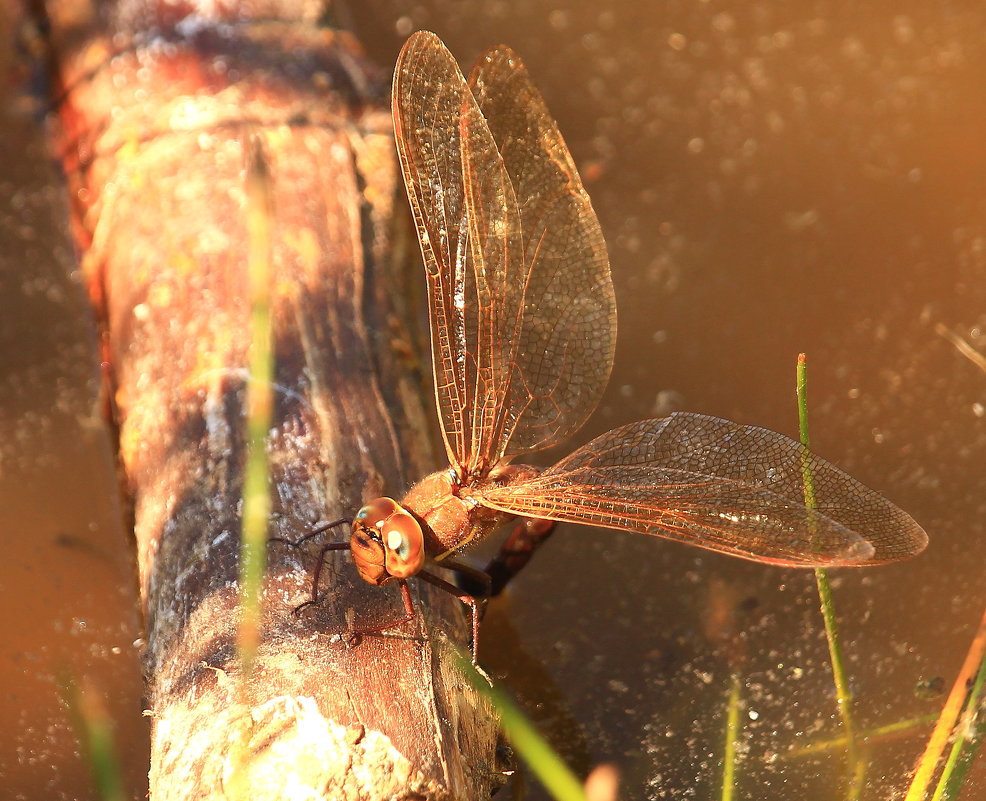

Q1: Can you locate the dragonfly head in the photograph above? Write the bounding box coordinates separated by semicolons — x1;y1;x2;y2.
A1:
350;498;426;585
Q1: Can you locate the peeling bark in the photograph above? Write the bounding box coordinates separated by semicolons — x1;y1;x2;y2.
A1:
42;2;500;798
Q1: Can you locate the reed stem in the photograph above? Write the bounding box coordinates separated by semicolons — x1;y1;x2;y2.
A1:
782;714;935;759
452;647;588;801
906;604;986;801
721;672;742;801
238;135;275;682
930;642;986;800
60;675;126;801
796;353;861;798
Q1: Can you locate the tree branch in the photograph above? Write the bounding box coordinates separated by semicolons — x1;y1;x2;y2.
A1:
43;3;501;798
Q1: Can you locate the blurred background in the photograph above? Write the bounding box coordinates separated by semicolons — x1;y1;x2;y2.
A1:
2;2;985;799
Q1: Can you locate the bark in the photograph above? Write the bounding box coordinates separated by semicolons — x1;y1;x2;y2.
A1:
42;2;501;798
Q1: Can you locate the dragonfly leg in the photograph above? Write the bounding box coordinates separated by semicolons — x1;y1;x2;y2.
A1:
269;519;350;613
345;579;417;648
268;517;350;549
292;541;350;614
416;570;482;663
483;517;557;597
439;559;492;599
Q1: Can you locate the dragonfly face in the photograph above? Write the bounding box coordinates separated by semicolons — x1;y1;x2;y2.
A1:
349;498;425;585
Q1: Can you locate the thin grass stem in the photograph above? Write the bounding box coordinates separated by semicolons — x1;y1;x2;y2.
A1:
782;714;936;759
59;674;127;801
451;647;588;801
238;135;275;683
905;604;986;801
721;671;742;801
796;353;861;798
931;641;986;801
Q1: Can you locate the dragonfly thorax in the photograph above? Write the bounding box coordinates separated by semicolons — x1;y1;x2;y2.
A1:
400;465;543;558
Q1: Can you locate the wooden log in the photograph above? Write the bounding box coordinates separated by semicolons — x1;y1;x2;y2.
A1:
42;3;500;798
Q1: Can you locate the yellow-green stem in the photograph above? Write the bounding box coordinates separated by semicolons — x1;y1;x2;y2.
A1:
452;648;588;801
238;135;275;683
797;354;860;798
906;604;986;801
721;672;742;801
59;674;126;801
782;713;936;759
931;643;986;801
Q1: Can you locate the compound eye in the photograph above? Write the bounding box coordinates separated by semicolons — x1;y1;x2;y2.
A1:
381;512;425;579
355;497;402;528
385;528;411;560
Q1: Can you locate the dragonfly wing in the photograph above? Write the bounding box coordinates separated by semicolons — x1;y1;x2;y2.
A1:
472;413;928;566
393;32;616;479
393;31;524;477
469;46;616;463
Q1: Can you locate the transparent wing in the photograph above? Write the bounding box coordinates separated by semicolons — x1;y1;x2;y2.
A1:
471;412;928;566
468;45;615;463
393;31;522;477
393;32;615;481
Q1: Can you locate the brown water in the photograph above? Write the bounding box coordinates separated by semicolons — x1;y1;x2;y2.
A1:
3;2;985;799
0;11;149;799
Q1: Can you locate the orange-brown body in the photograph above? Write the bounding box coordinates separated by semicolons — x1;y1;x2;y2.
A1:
400;465;542;560
344;465;543;589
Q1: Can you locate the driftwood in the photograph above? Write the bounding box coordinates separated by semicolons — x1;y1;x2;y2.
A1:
43;2;500;798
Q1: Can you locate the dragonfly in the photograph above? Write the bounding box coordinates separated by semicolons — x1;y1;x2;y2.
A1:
280;31;927;660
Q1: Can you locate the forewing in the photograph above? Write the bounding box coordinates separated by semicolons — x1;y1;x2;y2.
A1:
469;46;616;463
393;32;525;478
472;412;928;566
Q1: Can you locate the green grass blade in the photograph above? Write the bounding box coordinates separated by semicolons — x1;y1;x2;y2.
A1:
721;671;742;801
782;714;936;759
238;135;275;682
931;645;986;801
905;596;986;800
451;647;588;801
59;674;127;801
796;353;861;797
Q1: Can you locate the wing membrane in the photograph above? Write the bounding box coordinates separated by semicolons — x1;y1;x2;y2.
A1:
393;32;615;480
469;46;616;462
472;413;928;566
393;32;524;478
